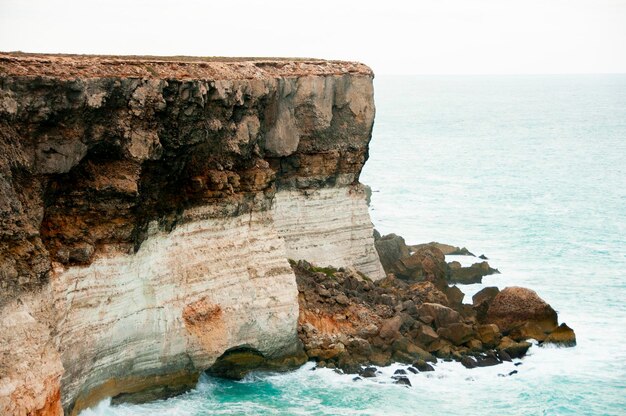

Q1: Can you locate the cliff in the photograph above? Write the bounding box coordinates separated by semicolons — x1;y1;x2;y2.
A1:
0;53;384;415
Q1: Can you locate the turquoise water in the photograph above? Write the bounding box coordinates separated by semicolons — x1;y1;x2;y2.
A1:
84;75;626;415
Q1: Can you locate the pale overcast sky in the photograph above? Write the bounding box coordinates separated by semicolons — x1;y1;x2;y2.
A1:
1;0;625;74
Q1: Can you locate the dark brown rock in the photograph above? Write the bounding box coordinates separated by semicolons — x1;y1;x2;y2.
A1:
448;261;499;284
412;359;435;371
392;245;447;284
375;233;410;274
461;356;477;369
472;287;500;307
444;285;465;306
473;286;500;321
437;323;475;346
415;324;440;346
393;376;411;386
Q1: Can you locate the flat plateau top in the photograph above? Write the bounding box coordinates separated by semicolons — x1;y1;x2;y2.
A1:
0;52;373;80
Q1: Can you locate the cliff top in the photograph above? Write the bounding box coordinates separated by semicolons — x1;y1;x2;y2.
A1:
0;52;373;80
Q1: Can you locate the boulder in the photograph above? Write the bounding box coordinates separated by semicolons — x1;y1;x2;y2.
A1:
473;286;500;321
410;282;449;305
461;356;477;369
415;323;440;346
379;315;403;340
412;359;435;371
498;336;532;359
393;376;412;386
543;323;576;347
392;245;447;284
417;303;462;328
476;324;501;348
444;285;465;306
359;366;378;378
375;233;410;274
369;351;392;367
473;287;500;307
475;356;501;367
485;287;558;334
392;338;436;362
437;323;475;346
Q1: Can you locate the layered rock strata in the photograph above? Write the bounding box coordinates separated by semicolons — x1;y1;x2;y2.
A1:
0;53;383;415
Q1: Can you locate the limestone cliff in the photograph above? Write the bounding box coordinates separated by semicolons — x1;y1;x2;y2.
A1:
0;53;384;415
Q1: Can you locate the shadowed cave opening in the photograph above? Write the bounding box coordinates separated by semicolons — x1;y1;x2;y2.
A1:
206;346;267;380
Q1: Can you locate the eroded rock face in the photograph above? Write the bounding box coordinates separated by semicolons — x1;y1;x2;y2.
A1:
0;53;382;415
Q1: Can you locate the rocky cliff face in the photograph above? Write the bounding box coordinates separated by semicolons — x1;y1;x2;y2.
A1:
0;53;384;415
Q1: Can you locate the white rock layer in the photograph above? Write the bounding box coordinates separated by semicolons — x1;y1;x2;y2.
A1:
273;185;385;280
51;208;300;412
0;183;384;415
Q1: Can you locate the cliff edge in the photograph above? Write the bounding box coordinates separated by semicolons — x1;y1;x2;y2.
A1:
0;53;384;415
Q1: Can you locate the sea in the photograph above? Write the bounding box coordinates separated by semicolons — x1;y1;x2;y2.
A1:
82;75;626;415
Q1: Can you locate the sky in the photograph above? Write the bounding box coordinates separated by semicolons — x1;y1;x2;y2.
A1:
1;0;625;75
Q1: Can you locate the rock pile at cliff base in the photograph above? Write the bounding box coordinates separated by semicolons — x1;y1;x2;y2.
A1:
294;235;576;377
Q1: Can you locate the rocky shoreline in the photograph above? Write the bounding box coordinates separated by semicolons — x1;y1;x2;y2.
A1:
291;233;575;383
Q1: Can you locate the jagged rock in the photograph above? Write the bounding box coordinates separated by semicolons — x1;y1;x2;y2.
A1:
543;323;576;347
379;316;403;340
473;287;500;321
415;324;440;346
473;287;500;307
375;233;410;274
486;287;558;334
392;245;447;284
498;337;532;359
410;282;449;305
392;338;436;363
359;367;378;378
417;303;462;328
394;369;407;375
476;324;501;348
393;376;412;386
412;359;435;372
448;261;499;284
411;242;475;256
437;323;475;346
407;366;418;374
475;356;502;367
444;285;465;306
509;321;550;342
